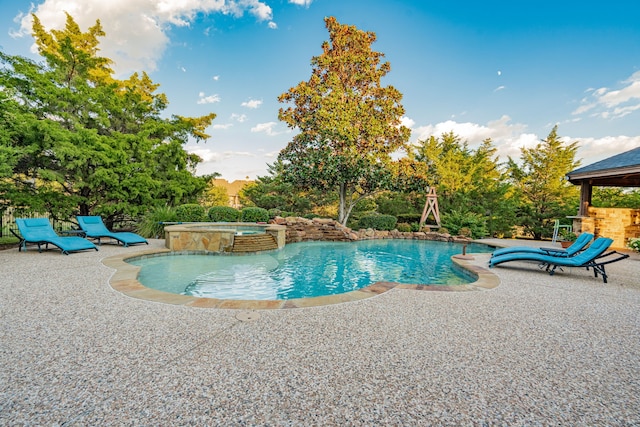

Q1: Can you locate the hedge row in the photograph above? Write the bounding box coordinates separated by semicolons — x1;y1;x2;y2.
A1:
174;205;269;223
358;214;398;231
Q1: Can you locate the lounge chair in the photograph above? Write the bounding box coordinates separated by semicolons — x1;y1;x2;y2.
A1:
77;216;148;247
491;233;593;258
489;237;629;283
15;218;98;255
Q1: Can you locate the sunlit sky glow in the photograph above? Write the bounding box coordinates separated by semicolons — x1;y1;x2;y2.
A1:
1;0;639;180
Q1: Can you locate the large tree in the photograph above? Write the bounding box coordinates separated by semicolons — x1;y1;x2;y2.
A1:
0;13;215;224
277;17;411;225
507;125;580;239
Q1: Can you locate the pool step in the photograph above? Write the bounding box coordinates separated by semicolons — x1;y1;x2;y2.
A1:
232;234;278;253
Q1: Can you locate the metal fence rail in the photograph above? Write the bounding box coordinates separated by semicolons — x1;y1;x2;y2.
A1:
1;208;79;238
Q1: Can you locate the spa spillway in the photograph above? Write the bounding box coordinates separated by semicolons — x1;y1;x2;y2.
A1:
163;222;286;253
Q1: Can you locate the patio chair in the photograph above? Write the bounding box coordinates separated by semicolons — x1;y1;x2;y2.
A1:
491;233;593;258
15;218;98;255
77;216;148;247
489;237;629;283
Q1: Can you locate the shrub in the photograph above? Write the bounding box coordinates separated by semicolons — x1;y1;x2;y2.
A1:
397;213;422;224
396;222;412;232
358;214;397;231
268;208;297;219
441;210;488;239
347;209;377;229
136;205;177;238
241;206;270;222
628;237;640;253
208;206;240;222
175;204;206;222
458;227;472;237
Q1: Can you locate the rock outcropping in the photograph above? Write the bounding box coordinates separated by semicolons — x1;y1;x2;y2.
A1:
270;217;472;244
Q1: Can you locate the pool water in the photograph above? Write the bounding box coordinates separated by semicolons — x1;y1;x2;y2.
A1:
129;240;493;300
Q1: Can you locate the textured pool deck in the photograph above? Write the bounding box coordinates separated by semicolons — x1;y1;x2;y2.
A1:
1;238;639;425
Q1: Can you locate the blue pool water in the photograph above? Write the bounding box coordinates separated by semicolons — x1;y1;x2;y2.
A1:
129;240;493;300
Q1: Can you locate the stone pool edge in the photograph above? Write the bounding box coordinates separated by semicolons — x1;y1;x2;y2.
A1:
102;249;500;310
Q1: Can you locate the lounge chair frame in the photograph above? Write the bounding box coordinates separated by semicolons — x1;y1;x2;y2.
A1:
76;216;148;247
490;237;629;283
14;218;98;255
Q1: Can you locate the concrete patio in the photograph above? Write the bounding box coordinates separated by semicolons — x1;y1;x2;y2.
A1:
1;239;638;425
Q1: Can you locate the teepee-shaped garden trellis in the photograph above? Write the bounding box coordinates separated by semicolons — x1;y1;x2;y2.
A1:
419;187;441;227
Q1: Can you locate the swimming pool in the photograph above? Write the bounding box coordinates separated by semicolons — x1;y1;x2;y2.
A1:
128;240;493;300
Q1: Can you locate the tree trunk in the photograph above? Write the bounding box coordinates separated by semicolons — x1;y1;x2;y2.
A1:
338;182;347;225
338;182;358;226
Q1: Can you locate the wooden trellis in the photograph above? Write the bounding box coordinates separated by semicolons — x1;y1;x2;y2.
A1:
419;187;441;227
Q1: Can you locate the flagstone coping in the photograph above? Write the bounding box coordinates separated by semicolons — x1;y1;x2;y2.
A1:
102;249;499;310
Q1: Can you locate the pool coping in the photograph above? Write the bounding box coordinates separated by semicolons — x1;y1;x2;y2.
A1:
102;248;500;310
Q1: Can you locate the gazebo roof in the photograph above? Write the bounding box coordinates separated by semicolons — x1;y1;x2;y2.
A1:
567;146;640;187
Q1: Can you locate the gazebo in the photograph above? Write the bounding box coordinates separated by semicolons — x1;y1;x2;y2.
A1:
566;146;640;248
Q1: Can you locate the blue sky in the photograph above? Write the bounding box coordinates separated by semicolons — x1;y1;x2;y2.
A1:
1;0;639;181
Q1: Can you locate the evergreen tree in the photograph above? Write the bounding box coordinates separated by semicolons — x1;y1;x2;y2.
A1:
0;13;216;223
507;125;580;239
412;132;516;237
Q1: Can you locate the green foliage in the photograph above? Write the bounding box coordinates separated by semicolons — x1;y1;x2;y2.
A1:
358;214;397;231
441;210;488;239
592;188;640;208
136;205;177;238
507;126;580;239
241;207;270;222
208;206;241;222
239;166;318;215
559;229;577;242
277;17;411;226
628;237;640;253
396;222;412;232
0;14;215;223
0;236;20;245
397;213;422;224
200;178;229;207
412;132;516;238
175;204;205;222
375;192;419;217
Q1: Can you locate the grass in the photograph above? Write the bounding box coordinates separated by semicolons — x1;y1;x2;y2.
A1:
0;236;19;245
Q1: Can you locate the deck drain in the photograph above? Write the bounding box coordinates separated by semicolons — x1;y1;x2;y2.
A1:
236;311;261;322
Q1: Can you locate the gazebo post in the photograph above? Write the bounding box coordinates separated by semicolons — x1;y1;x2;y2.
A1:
578;180;592;216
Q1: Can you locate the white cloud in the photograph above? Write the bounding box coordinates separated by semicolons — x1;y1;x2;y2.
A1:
289;0;314;6
494;85;505;92
411;115;640;167
571;135;640;166
268;21;278;29
186;146;265;180
13;0;275;75
400;116;415;128
212;75;220;81
411;115;536;160
251;121;281;136
187;147;256;161
197;92;221;104
572;71;640;119
241;99;263;109
212;123;233;130
231;113;248;122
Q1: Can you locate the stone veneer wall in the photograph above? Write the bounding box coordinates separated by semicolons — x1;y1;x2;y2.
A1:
269;216;472;244
577;207;640;249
